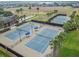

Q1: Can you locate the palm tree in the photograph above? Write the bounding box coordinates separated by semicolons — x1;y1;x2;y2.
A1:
0;17;5;29
36;7;39;15
28;5;32;15
64;22;70;32
21;15;26;22
15;15;20;23
16;9;20;15
0;8;4;11
53;10;58;14
46;13;50;18
64;21;75;32
0;8;4;14
70;11;76;21
50;39;58;49
16;8;23;16
20;8;23;14
52;39;58;56
75;15;79;29
0;20;4;29
23;15;26;19
57;32;66;45
50;32;66;56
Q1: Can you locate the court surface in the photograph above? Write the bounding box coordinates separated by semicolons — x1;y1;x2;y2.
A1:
4;23;38;40
50;15;70;24
26;28;59;53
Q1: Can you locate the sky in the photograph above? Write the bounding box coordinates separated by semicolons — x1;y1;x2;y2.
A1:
0;0;78;1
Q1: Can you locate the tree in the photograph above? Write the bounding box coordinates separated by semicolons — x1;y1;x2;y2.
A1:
50;32;66;56
0;8;4;15
0;11;4;15
52;39;58;56
0;8;4;11
53;10;58;13
16;8;23;16
23;15;26;19
54;2;59;6
0;20;4;29
51;32;66;49
42;3;47;7
70;11;76;21
19;8;23;14
0;16;5;29
28;6;32;15
36;7;39;15
57;32;66;44
63;20;77;32
74;15;79;29
16;9;20;14
63;22;70;32
50;39;58;48
63;17;79;32
15;15;19;20
3;11;13;17
46;13;50;17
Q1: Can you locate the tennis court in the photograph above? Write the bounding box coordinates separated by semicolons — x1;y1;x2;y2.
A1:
5;29;29;40
37;28;58;39
4;23;38;40
50;16;70;24
26;28;59;53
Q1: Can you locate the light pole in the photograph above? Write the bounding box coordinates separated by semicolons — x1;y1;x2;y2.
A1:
16;28;22;42
18;29;22;42
30;22;32;36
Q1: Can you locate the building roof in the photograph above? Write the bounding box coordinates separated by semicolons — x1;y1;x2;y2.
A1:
71;2;79;8
0;15;16;23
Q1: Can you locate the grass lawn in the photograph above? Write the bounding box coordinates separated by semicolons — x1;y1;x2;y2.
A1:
0;48;10;57
59;30;79;57
31;12;57;22
31;14;48;22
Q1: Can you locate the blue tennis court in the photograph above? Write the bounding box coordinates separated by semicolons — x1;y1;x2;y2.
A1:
20;24;37;32
5;29;28;40
26;28;59;53
4;23;38;40
37;28;58;39
26;35;49;53
50;16;70;24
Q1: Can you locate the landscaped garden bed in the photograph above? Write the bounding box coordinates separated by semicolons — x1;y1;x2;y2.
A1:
0;48;10;57
0;28;10;33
